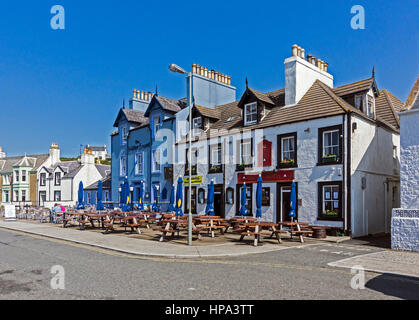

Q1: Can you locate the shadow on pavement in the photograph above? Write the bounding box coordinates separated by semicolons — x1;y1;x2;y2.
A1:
366;274;419;300
347;234;391;249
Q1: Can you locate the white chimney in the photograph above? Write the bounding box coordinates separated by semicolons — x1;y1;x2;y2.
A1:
284;44;334;106
81;152;95;165
49;143;60;165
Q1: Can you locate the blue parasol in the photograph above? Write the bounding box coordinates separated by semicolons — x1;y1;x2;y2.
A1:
205;180;215;216
289;181;297;221
175;177;183;217
239;183;248;216
168;185;175;212
96;180;104;211
77;181;85;209
256;175;263;219
138;181;144;211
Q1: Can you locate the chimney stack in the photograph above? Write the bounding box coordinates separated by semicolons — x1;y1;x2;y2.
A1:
0;146;5;159
284;44;334;106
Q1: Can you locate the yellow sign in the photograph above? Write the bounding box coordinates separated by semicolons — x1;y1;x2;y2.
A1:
183;176;203;185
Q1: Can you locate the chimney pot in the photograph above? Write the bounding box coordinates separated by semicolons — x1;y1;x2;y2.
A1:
204;67;208;78
227;76;231;85
192;64;197;74
324;62;328;72
292;44;299;57
301;48;305;59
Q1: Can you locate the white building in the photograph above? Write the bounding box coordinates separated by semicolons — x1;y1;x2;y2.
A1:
392;77;419;252
37;146;110;208
84;145;109;161
173;44;402;237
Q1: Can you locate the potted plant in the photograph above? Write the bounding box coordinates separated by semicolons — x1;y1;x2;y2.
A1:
324;209;339;217
322;154;337;163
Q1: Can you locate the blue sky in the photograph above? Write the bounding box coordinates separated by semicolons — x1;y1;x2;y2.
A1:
0;0;418;156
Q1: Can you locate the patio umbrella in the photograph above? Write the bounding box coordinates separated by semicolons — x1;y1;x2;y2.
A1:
167;185;175;212
239;183;248;216
121;178;130;212
205;180;215;216
256;175;263;219
152;185;160;212
77;181;84;209
138;181;144;211
175;177;183;217
96;180;104;211
289;181;297;222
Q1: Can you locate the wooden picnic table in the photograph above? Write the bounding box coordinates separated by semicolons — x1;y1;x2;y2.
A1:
193;216;227;238
277;221;312;243
155;218;204;242
239;221;285;246
87;213;114;229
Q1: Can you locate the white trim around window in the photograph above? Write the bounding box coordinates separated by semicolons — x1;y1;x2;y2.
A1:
152;149;160;173
135;152;144;175
322;129;339;157
244;102;257;126
120;156;127;176
121;126;128;145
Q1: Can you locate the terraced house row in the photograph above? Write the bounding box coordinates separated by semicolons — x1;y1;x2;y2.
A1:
111;44;405;237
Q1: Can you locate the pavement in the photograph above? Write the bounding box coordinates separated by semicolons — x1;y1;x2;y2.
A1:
0;220;315;258
328;250;419;278
1;220;418;281
1;229;418;300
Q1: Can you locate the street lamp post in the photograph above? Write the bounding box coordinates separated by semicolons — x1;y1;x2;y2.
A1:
169;63;193;246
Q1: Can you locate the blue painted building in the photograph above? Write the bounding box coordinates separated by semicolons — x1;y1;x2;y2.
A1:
111;64;236;211
84;175;112;207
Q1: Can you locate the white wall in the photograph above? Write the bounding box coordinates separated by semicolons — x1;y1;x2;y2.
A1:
399;109;419;209
350;114;400;237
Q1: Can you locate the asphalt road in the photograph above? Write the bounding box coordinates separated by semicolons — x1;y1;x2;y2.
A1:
0;229;418;300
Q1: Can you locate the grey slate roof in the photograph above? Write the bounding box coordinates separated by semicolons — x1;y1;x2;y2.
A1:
85;175;111;190
113;108;149;127
144;95;187;117
0;154;49;173
95;164;111;178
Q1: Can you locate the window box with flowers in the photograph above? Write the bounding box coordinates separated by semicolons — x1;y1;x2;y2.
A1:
236;163;252;171
322;154;338;164
278;158;296;168
209;164;223;174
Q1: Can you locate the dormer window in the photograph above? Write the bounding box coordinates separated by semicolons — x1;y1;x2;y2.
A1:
354;94;365;112
244;102;257;126
192;117;202;136
367;95;375;118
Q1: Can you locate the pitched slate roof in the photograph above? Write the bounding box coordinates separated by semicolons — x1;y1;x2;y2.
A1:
113;108;149;127
178;77;402;143
195;105;222;120
95;164;111;178
144;95;186;117
0;154;49;173
332;78;376;96
405;76;419;110
375;90;403;128
85;175;111;190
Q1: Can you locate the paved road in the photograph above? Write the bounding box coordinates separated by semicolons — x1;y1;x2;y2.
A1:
0;229;418;300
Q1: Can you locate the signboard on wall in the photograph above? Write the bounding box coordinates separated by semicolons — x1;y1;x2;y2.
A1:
183;176;203;185
237;170;294;183
4;205;16;221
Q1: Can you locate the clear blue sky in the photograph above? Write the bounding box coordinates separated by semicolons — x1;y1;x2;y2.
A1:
0;0;418;156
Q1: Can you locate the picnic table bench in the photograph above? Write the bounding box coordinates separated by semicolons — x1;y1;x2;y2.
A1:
239;222;283;246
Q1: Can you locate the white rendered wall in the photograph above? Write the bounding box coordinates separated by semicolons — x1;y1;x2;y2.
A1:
284;56;334;106
399;110;419;209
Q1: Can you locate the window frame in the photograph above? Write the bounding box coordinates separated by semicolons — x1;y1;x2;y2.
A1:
121;126;128;145
40;172;46;186
21;190;26;202
135;152;144;176
14;170;19;182
153;115;161;136
277;132;298;168
318;125;343;166
120;156;127;177
152;149;161;173
244;102;258;126
54;190;61;202
317;181;343;221
21;170;27;182
54;172;61;186
261;187;270;206
184;186;197;214
236;138;253;171
226;187;234;205
208;143;223;173
192;117;202;136
185;148;197;175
